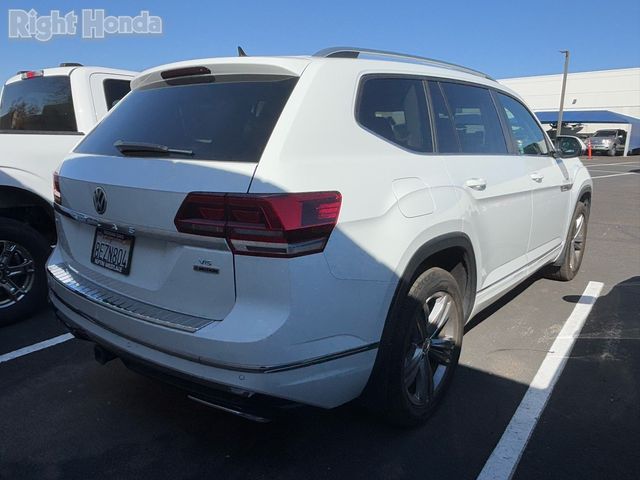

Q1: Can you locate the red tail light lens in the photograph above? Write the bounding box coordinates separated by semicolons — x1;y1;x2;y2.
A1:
53;172;61;205
174;192;342;257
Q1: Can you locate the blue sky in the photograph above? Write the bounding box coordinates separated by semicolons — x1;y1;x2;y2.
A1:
1;0;639;82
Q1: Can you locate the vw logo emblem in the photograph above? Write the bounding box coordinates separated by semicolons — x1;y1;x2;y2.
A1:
93;187;107;215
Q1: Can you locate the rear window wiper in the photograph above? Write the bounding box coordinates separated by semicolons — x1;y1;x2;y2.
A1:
114;140;194;157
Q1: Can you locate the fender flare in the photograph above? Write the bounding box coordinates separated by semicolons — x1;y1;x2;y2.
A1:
392;232;477;321
577;184;592;204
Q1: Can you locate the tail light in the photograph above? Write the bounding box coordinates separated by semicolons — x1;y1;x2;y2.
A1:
53;172;61;205
174;192;342;257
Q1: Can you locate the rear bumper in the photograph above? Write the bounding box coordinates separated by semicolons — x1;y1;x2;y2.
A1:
48;274;378;409
54;304;303;420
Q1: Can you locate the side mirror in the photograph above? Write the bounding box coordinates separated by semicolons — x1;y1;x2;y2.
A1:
556;137;584;158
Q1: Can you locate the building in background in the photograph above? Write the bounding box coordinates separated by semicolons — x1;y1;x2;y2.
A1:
500;67;640;139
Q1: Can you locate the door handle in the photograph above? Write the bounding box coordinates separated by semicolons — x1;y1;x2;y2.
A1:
464;178;487;191
530;172;544;182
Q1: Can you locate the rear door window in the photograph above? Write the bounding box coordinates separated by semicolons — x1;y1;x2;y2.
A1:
496;92;549;155
357;77;433;153
0;76;77;132
440;82;508;154
76;76;297;162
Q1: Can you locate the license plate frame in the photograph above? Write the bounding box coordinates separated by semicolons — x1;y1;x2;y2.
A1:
90;228;135;275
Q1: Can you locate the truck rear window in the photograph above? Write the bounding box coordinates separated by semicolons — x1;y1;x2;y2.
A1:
0;76;77;132
75;76;298;162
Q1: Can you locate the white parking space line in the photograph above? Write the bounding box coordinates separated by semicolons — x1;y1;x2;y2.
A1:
476;281;604;480
588;169;636;174
0;333;74;365
584;161;640;168
592;172;639;179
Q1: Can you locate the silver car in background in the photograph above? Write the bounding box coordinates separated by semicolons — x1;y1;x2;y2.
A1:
587;129;627;156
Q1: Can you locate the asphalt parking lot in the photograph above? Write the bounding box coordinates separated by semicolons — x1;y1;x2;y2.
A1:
1;155;639;480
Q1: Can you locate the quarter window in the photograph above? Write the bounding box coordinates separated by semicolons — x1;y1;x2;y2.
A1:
103;79;131;110
357;77;433;153
496;93;549;155
440;82;507;154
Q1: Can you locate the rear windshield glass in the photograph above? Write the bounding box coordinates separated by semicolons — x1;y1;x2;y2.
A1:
594;130;617;137
75;76;298;162
0;76;77;132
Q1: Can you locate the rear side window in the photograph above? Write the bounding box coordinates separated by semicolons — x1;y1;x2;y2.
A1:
76;76;297;162
440;82;507;154
103;79;131;110
357;77;433;153
496;93;549;155
0;76;77;132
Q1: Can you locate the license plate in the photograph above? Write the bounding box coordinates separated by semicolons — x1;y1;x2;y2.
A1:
90;228;135;275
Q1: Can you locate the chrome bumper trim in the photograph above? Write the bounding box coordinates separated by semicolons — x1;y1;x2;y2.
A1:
48;263;214;332
54;203;229;251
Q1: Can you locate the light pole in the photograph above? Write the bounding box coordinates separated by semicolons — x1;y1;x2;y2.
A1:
556;50;570;145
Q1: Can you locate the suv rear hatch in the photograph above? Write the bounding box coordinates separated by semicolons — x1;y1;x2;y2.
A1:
54;63;301;326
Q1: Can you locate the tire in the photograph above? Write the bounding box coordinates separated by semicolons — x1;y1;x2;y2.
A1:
364;267;464;426
608;145;616;156
0;218;50;326
545;201;589;282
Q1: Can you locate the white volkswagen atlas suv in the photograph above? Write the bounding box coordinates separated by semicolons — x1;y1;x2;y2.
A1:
48;48;592;425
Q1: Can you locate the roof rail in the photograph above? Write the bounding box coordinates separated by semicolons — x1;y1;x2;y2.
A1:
312;47;495;81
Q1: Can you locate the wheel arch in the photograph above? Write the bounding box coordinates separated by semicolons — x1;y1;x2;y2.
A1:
552;183;592;267
0;186;56;244
393;233;477;322
577;184;592;207
360;232;477;406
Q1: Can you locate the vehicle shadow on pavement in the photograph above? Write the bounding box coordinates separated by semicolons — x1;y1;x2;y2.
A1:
0;352;528;480
515;276;640;480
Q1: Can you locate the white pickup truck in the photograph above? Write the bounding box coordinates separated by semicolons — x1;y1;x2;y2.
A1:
0;64;136;324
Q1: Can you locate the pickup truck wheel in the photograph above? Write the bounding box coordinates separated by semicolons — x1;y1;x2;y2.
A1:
366;267;463;426
545;202;589;282
0;218;50;326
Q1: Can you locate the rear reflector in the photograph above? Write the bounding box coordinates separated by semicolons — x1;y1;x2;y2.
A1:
53;172;61;205
174;192;342;257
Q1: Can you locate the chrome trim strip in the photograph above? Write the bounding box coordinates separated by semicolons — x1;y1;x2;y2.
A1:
48;263;215;332
54;203;229;251
187;396;271;423
52;289;379;374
